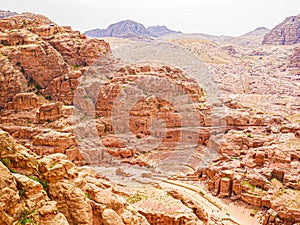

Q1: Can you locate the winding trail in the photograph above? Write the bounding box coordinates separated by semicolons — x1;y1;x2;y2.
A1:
152;176;260;225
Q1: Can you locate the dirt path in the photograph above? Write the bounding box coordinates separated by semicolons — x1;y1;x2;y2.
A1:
153;177;260;225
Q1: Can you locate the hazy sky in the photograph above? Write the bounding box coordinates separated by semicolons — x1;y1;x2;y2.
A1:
1;0;299;36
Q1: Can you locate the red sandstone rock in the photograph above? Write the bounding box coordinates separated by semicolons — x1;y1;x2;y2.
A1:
6;92;40;110
0;57;27;109
36;102;63;123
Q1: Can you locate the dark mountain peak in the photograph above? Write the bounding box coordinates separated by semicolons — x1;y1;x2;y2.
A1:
85;20;180;38
85;19;149;38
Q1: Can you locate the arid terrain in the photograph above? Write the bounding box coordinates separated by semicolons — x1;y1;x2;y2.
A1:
0;10;299;225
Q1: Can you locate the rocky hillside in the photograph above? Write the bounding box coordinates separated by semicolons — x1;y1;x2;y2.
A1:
85;20;179;38
0;129;152;225
0;12;111;165
263;14;300;45
0;12;214;225
172;38;300;224
0;12;111;108
1;10;300;225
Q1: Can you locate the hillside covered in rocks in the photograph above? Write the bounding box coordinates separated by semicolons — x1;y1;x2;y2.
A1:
0;11;300;225
263;14;300;45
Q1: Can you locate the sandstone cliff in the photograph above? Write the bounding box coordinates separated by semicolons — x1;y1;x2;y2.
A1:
0;13;111;108
0;128;152;225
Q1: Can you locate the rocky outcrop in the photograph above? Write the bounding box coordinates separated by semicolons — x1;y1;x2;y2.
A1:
202;133;300;225
36;102;63;123
0;57;28;109
0;129;69;225
263;14;300;45
48;34;110;66
0;162;23;225
6;92;40;110
0;128;150;225
0;13;111;165
0;13;54;30
167;189;208;222
0;13;111;107
75;60;210;169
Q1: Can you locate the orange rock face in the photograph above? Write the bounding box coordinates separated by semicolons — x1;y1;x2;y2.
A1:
36;102;63;123
6;92;40;110
0;13;111;166
0;13;111;107
75;61;212;169
1;11;300;225
0;57;27;109
0;129;150;225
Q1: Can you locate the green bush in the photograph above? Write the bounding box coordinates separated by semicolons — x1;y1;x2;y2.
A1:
29;176;48;189
127;193;143;204
0;158;16;173
85;193;92;200
19;209;36;225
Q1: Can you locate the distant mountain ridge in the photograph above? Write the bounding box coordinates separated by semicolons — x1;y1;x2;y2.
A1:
243;27;270;36
0;10;18;19
85;20;268;46
162;27;270;46
84;20;181;38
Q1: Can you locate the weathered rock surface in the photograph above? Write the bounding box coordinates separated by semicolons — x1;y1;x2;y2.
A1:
0;129;69;225
0;13;111;165
0;57;28;109
0;12;111;107
289;46;300;74
75;59;211;170
6;92;40;110
0;128;150;225
1;10;300;225
0;162;23;225
263;14;300;45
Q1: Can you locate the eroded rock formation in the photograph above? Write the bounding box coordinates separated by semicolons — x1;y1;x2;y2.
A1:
263;14;300;45
0;129;152;225
0;13;111;107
